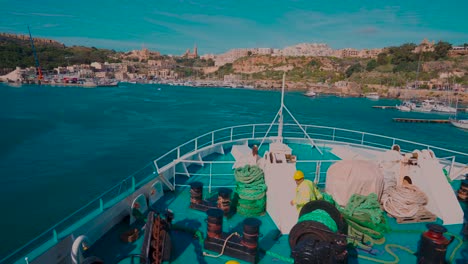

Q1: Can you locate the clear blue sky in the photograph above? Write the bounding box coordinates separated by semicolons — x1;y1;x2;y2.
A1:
0;0;466;55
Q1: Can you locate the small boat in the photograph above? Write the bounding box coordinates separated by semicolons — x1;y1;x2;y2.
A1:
96;81;119;87
433;103;457;114
396;101;415;112
412;99;434;112
412;106;432;112
449;99;468;129
450;118;468;130
304;90;317;97
365;92;379;100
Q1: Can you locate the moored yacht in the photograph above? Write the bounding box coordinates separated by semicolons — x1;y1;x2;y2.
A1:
450;118;468;130
412;99;435;112
433;102;457;113
396;100;415;112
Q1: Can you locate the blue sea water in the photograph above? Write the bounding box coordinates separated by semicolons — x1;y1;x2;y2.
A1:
0;83;467;259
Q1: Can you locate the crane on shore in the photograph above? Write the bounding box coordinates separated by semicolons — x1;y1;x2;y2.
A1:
27;26;43;83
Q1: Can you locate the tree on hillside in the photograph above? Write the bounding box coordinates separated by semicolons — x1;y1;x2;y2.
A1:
345;63;362;78
434;41;452;60
377;53;389;65
388;43;417;65
366;59;378;71
216;63;233;77
393;61;418;73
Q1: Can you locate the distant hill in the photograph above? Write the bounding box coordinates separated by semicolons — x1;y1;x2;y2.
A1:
213;42;467;88
0;33;119;74
1;32;466;89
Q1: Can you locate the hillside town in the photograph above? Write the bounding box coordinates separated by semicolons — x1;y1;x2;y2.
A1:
1;34;467;102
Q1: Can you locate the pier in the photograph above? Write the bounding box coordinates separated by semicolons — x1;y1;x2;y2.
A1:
393;118;450;123
372;106;397;109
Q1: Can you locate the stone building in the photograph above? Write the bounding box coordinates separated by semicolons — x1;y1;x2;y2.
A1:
182;44;199;59
414;38;435;53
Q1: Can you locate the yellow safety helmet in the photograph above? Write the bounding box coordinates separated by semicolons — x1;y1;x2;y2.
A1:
294;170;304;180
225;261;240;264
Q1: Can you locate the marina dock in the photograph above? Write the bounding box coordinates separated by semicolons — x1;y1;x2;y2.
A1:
393;118;450;123
372;106;397;109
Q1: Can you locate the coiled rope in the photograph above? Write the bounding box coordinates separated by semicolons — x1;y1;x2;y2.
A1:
340;193;390;241
234;165;267;217
381;184;428;218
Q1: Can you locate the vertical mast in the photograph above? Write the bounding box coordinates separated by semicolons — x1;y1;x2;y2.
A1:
415;50;422;89
277;73;285;142
28;26;43;82
258;72;322;155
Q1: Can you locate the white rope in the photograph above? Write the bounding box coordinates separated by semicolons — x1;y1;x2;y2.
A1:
381;184;428;218
203;232;240;258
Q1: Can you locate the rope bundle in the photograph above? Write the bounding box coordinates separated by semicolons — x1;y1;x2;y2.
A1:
381;184;428;218
234;165;267;217
340;193;390;241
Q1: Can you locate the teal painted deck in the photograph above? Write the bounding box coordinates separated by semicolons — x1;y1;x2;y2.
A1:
86;188;467;264
85;144;467;264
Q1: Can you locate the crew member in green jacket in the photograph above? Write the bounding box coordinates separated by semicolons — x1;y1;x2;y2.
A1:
290;170;322;211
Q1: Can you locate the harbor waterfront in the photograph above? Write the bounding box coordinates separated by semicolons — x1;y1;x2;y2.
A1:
0;83;467;260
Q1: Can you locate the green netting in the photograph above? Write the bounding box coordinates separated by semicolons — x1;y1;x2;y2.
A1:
298;209;338;233
234;165;267;217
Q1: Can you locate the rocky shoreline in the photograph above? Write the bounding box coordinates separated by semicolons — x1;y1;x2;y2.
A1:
249;80;468;105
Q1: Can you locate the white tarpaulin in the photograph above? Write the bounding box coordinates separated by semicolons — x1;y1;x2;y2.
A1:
325;160;384;206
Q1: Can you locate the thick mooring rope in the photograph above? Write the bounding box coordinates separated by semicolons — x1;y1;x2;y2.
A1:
340;193;390;241
234;165;267;217
381;184;428;218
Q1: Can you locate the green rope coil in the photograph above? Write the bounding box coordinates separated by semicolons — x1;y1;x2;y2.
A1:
298;209;338;233
339;193;390;240
234;165;267;217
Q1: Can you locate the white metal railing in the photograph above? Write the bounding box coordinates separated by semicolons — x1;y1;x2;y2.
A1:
173;159;341;194
3;123;467;264
171;155;463;195
153;123;468;175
